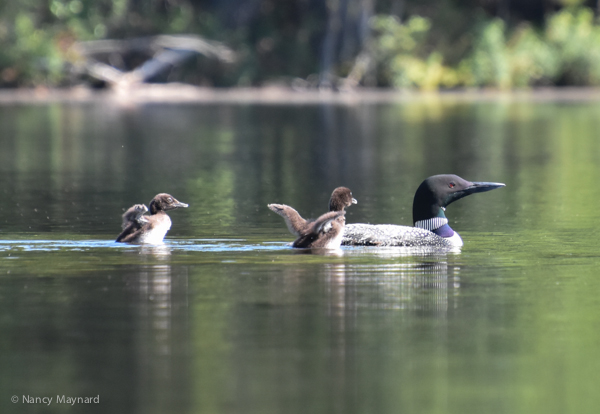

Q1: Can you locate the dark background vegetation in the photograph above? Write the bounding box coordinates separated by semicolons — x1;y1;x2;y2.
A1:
1;0;600;89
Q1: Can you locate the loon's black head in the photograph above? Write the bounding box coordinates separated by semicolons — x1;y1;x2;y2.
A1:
412;174;505;236
149;193;189;214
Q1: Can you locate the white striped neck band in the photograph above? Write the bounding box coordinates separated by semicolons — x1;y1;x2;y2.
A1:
414;217;449;231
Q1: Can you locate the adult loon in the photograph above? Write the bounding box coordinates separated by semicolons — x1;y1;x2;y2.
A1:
342;174;505;247
268;186;356;237
268;187;355;248
116;193;188;244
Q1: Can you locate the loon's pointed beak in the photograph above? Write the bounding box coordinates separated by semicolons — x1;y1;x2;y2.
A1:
444;180;505;207
352;198;358;204
466;181;506;194
174;201;189;208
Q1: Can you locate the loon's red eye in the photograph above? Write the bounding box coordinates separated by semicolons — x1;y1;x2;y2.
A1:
449;182;455;188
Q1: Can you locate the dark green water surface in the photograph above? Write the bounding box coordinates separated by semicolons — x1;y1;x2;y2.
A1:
1;97;600;414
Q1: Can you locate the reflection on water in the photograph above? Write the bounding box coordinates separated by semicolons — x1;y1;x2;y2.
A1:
0;239;286;254
0;255;193;413
326;258;459;311
138;245;173;257
2;97;600;414
127;263;191;413
291;247;344;257
224;252;465;414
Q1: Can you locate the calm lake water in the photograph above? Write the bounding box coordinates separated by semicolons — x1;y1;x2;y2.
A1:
2;93;600;414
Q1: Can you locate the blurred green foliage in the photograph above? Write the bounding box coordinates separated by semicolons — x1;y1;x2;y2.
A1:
372;7;600;89
3;0;600;89
371;14;476;89
546;7;600;85
371;15;458;90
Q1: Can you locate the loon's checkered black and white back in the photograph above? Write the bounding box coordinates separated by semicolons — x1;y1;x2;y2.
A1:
343;223;457;247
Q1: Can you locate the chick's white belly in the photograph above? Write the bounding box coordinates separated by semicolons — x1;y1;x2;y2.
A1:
138;217;172;244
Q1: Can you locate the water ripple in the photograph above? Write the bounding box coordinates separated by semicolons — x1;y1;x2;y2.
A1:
0;239;289;253
0;239;461;257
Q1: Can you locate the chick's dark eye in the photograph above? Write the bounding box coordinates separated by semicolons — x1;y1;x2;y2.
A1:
449;182;455;188
167;197;173;203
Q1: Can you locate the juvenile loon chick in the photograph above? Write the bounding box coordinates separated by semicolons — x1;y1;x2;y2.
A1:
329;187;358;212
116;193;188;244
292;211;346;249
342;174;505;247
268;186;356;237
121;204;149;230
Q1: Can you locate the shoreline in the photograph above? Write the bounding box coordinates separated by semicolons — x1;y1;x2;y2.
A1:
2;84;600;105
